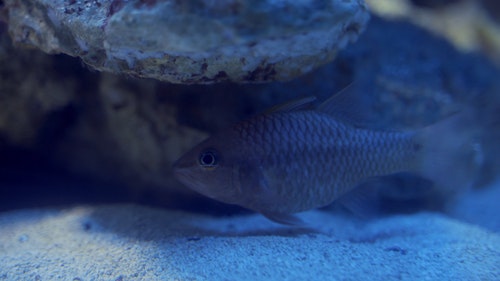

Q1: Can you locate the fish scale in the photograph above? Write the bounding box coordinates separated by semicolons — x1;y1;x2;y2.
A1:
238;111;418;214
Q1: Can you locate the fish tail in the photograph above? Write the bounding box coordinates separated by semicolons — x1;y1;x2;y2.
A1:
416;111;483;198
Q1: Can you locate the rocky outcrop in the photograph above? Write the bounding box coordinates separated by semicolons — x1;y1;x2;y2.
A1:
3;0;369;83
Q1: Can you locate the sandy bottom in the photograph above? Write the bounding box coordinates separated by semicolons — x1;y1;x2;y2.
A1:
1;180;499;281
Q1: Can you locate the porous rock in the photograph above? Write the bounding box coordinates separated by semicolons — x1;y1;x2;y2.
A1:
4;0;369;84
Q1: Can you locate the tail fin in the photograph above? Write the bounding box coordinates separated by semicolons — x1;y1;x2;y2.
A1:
416;111;483;199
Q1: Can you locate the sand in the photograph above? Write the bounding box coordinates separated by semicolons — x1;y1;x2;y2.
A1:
1;186;499;281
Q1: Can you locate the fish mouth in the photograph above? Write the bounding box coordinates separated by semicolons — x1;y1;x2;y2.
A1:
172;165;205;192
172;166;192;184
172;154;194;172
172;159;196;186
172;165;223;201
172;156;188;170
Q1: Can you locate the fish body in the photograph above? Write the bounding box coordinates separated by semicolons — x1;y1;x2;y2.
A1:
173;90;478;224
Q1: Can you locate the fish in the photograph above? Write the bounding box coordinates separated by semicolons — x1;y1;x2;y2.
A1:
173;85;480;225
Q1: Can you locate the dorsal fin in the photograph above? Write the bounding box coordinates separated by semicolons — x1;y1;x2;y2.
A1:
264;96;317;114
318;83;377;128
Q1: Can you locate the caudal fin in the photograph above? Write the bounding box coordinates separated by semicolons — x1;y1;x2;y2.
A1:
416;111;483;199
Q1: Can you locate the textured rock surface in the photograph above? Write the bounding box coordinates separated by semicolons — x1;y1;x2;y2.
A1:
3;0;369;83
0;202;499;280
0;25;78;147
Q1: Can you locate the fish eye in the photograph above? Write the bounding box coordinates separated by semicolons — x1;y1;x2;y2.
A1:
199;149;219;168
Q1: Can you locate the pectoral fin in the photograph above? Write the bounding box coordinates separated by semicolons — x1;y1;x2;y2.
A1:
236;164;307;226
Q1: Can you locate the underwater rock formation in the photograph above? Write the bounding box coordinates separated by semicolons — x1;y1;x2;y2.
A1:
366;0;500;64
0;26;79;147
3;0;369;83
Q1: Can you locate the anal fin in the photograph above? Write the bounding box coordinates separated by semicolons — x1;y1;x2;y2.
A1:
337;179;382;219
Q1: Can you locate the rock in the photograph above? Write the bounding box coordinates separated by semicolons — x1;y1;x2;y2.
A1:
55;73;209;198
410;0;460;8
0;24;78;147
366;0;500;64
3;0;369;84
481;0;500;22
0;204;498;280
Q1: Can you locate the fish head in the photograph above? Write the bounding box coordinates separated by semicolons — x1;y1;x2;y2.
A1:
173;132;250;205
